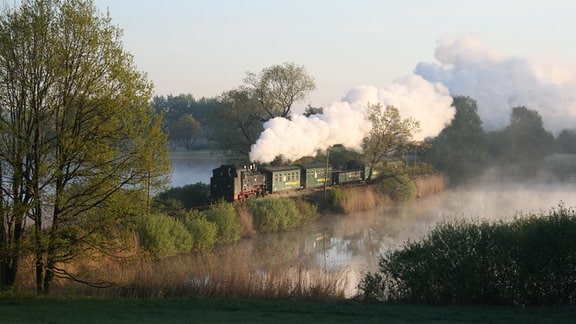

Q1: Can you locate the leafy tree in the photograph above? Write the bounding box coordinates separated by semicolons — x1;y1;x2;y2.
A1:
243;62;316;120
424;96;488;185
209;63;316;158
362;104;420;180
556;129;576;154
209;89;263;157
0;0;170;294
488;106;554;176
167;114;202;150
152;94;217;130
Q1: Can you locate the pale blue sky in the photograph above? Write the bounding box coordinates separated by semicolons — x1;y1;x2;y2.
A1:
94;0;576;111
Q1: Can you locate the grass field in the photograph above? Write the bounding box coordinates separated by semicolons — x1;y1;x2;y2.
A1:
1;296;574;323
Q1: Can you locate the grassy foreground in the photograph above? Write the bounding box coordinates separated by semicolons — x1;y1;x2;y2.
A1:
1;297;574;323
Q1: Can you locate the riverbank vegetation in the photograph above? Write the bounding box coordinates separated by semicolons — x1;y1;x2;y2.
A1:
360;204;576;306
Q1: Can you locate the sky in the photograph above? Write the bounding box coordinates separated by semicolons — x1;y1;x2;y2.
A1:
94;0;575;107
93;1;576;162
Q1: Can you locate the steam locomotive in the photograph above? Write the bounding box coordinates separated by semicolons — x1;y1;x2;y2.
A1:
210;162;372;202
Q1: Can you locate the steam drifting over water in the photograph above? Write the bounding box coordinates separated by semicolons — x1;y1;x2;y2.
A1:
249;75;454;163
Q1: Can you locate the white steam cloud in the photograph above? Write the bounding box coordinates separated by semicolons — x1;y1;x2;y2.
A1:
250;34;576;163
415;34;576;133
249;75;454;163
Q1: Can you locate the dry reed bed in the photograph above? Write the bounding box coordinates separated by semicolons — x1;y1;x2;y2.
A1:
47;248;351;300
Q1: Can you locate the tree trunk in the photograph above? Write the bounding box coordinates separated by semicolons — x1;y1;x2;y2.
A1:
0;260;18;291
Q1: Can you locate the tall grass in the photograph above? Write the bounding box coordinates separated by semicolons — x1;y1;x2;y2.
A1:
326;186;390;214
64;248;349;300
413;173;445;198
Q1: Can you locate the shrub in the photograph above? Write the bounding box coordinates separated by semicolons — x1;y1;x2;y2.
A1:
378;173;416;201
179;210;218;249
293;198;319;223
324;187;344;213
153;182;210;212
135;213;193;258
205;201;241;244
360;205;576;306
247;197;312;232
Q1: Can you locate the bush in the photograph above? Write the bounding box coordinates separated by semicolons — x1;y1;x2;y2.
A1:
205;201;241;244
179;210;218;249
247;197;313;232
293;198;319;223
360;205;576;306
378;173;416;201
324;187;345;213
135;213;193;258
153;183;210;212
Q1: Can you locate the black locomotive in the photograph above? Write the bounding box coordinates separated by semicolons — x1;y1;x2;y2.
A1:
210;164;266;202
210;162;372;202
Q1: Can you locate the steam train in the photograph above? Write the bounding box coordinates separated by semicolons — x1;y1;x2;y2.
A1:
210;162;373;202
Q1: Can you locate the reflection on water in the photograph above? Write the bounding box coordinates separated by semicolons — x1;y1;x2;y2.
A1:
226;183;576;297
171;158;576;297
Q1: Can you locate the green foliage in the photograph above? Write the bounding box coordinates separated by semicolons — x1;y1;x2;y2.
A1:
244;62;316;119
247;197;315;232
152;94;215;128
362;104;420;179
0;0;170;293
293;199;319;223
154;183;211;212
424;96;488;185
360;205;576;306
209;89;264;157
324;187;345;213
167;114;202;150
179;210;218;249
555;129;576;154
209;62;315;157
487;106;554;177
135;213;193;258
378;173;416;201
205;201;241;244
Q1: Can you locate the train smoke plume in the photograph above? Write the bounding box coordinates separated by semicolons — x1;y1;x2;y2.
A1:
415;34;576;133
249;75;454;163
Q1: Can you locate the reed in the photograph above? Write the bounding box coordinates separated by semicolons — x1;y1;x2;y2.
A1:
329;186;390;214
413;173;445;198
49;247;349;300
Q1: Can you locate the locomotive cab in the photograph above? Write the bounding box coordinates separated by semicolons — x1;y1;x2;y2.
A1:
210;164;266;202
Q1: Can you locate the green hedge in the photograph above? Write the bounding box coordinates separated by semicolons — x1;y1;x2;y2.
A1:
360;205;576;306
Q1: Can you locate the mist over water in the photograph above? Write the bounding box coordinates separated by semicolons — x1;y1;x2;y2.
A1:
235;182;576;297
341;183;576;296
169;158;576;297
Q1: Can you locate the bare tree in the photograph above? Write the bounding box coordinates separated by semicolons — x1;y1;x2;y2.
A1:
243;62;316;120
